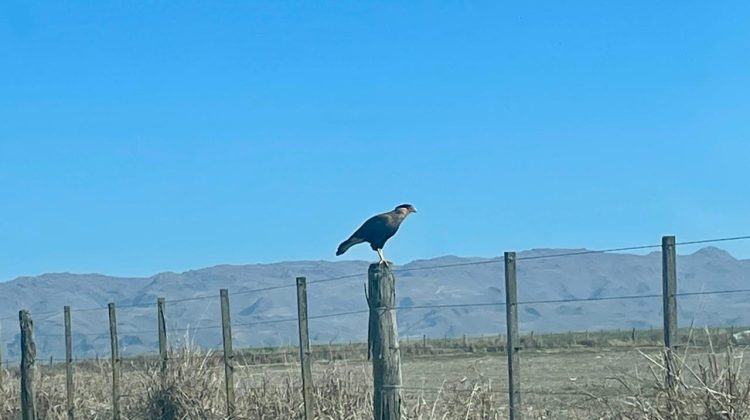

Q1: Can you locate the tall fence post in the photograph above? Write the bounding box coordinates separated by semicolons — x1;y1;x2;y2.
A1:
505;252;521;420
220;289;236;418
0;320;3;389
20;310;37;420
662;235;677;386
64;306;75;420
296;277;314;420
157;297;168;389
367;263;402;420
108;303;121;420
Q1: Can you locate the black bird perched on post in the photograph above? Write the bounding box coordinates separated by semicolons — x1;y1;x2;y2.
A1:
336;204;417;264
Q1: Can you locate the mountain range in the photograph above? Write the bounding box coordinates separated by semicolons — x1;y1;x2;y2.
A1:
1;247;748;360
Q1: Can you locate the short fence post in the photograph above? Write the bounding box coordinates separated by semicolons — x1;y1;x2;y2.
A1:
220;289;236;418
108;303;121;420
505;252;521;420
157;297;168;389
20;310;37;420
64;306;75;420
296;277;314;420
662;235;677;387
367;263;402;420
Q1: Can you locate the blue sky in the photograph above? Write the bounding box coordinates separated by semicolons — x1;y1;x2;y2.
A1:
1;2;749;281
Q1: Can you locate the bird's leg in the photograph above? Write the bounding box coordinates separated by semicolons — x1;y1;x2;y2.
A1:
376;249;388;265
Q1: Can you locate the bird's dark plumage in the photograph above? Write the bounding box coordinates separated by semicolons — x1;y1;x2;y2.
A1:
336;204;417;263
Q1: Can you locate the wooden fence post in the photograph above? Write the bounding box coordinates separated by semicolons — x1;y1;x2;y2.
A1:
296;277;314;420
505;252;521;420
64;306;75;420
20;310;37;420
157;297;168;389
0;320;3;389
662;235;677;387
108;303;121;420
220;289;236;418
367;263;402;420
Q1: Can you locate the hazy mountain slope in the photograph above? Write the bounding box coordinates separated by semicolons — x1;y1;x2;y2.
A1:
1;247;747;359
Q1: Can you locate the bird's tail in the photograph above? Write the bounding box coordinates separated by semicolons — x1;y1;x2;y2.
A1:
336;237;363;256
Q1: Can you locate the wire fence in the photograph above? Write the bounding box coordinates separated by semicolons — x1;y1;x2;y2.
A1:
0;234;749;419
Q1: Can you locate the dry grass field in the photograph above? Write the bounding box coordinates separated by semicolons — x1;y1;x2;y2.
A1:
2;329;749;419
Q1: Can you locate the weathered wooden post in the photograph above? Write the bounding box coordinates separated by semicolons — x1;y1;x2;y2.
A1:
367;263;402;420
0;320;3;389
108;303;121;420
64;306;75;420
20;310;37;420
220;289;236;418
296;277;314;420
157;297;168;389
662;235;677;387
505;252;521;420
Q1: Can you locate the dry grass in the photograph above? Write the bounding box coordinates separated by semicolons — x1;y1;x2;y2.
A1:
585;330;750;419
0;345;508;419
2;330;750;419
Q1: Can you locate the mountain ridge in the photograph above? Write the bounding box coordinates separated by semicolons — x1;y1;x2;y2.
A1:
1;247;748;359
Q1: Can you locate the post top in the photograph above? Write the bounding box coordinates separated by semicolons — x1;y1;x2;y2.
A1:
368;262;394;272
662;235;676;245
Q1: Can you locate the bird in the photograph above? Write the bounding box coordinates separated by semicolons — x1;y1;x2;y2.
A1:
336;204;417;264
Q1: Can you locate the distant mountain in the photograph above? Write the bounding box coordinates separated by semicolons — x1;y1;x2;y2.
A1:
1;247;748;359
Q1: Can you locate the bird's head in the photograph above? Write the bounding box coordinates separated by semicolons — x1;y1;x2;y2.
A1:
395;204;417;215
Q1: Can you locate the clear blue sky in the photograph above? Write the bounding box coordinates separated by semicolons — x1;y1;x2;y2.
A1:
1;2;749;281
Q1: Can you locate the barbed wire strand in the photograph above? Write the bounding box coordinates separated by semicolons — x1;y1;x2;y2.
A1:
518;293;663;306
516;244;661;261
676;235;750;247
676;288;750;297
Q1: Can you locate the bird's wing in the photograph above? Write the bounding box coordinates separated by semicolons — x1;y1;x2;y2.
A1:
350;212;394;241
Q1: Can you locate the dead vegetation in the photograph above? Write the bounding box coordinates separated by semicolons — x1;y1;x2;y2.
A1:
2;330;750;419
588;330;750;419
0;344;508;419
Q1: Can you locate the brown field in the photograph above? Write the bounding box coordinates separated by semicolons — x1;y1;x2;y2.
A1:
1;329;748;419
